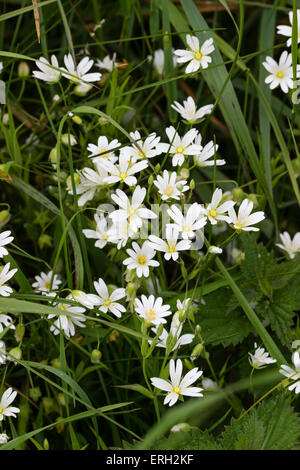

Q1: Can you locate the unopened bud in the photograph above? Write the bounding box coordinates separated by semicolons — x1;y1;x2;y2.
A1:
42;397;55;415
57;393;66;406
61;134;77;146
148;174;154;186
9;347;22;363
51;358;61;369
38;234;52;250
156;323;164;337
29;386;42;402
43;438;49;450
126;282;136;301
190;179;195;190
190;343;203;361
55;416;65;434
14;323;25;343
170;422;192;433
66;173;80;191
109;330;119;342
155;163;160;173
232;187;244;203
0;210;11;226
72;115;82;125
18;61;30;78
178;168;189;180
91;349;102;364
247;194;258;207
98;116;109;126
49;148;57;166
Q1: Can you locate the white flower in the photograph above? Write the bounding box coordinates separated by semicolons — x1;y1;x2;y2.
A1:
277;10;300;47
0;314;15;333
202;378;219;390
87;136;120;163
0;388;20;421
0;340;6;365
62;54;101;84
0;263;17;297
107;219;137;249
193;135;225;167
162;126;202;166
208;246;223;254
102;148;148;186
171;96;213;123
96;53;117;72
147;48;177;76
279;352;300;394
32;270;62;294
0;62;3;74
126;131;166;162
228;199;265;231
276;231;300;259
0;433;9;444
94;278;126;318
48;301;86;338
150;358;203;406
151;311;194;351
167;203;207;239
262;51;300;93
110;186;157;233
83;213;111;249
248;343;277;369
69;290;100;309
32;55;61;83
0;230;14;258
202;188;235;225
71;163;108;206
135;294;172;326
123;241;159;278
148;226;191;261
176;298;191;314
154;170;189;201
174;35;214;74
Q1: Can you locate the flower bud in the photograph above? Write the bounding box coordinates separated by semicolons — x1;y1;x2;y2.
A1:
2;114;9;125
49;147;57;167
61;134;77;146
29;386;42;402
190;179;195;190
9;346;22;363
125;282;136;301
208;245;223;255
43;438;49;450
232;187;244;203
98;116;109;126
53;94;60;103
155;163;160;173
42;397;56;415
57;393;66;406
178;168;189;180
170;422;192;433
14;323;25;343
156;323;164;337
72;115;82;125
190;343;203;361
91;349;102;364
38;234;52;250
51;358;61;369
148;174;154;186
18;61;30;78
109;330;119;342
74;83;93;96
247;194;258;208
0;209;11;226
56;416;65;434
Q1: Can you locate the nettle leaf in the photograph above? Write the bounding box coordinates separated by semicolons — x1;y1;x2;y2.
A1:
196;287;253;347
256;292;295;348
240;233;275;284
221;395;300;450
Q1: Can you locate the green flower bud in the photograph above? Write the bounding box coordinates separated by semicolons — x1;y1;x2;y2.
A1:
178;168;189;180
148;174;154;186
98;116;109;126
38;234;52;250
61;134;77;146
55;417;65;434
49;147;57;165
170;422;192;433
29;386;42;402
156;323;164;337
57;393;66;406
247;194;258;208
51;358;61;369
126;282;136;301
9;347;22;363
155;163;160;173
42;397;56;415
190;343;203;361
14;323;25;343
72;115;82;125
91;349;102;364
18;61;30;78
232;187;244;203
190;179;195;190
0;210;10;225
43;438;49;450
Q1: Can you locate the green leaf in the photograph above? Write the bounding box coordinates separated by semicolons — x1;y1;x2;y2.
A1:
115;384;154;399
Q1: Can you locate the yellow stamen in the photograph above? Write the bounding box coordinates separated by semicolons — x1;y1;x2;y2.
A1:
167;242;176;253
104;299;111;306
194;51;203;60
209;209;217;218
176;147;184;154
137;255;147;265
173;386;181;394
276;70;284;79
119;172;128;180
145;309;156;323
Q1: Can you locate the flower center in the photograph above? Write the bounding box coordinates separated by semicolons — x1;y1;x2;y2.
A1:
44;281;51;290
98;148;108;158
167;242;176;253
104;299;111;306
194;51;203;60
0;407;4;414
58;304;67;311
276;70;285;79
138;151;145;158
119;172;128;180
209;209;217;218
183;225;190;232
128;207;137;217
176;147;184;154
173;386;181;394
137;255;147;265
235;218;246;228
164;186;174;197
145;309;156;323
